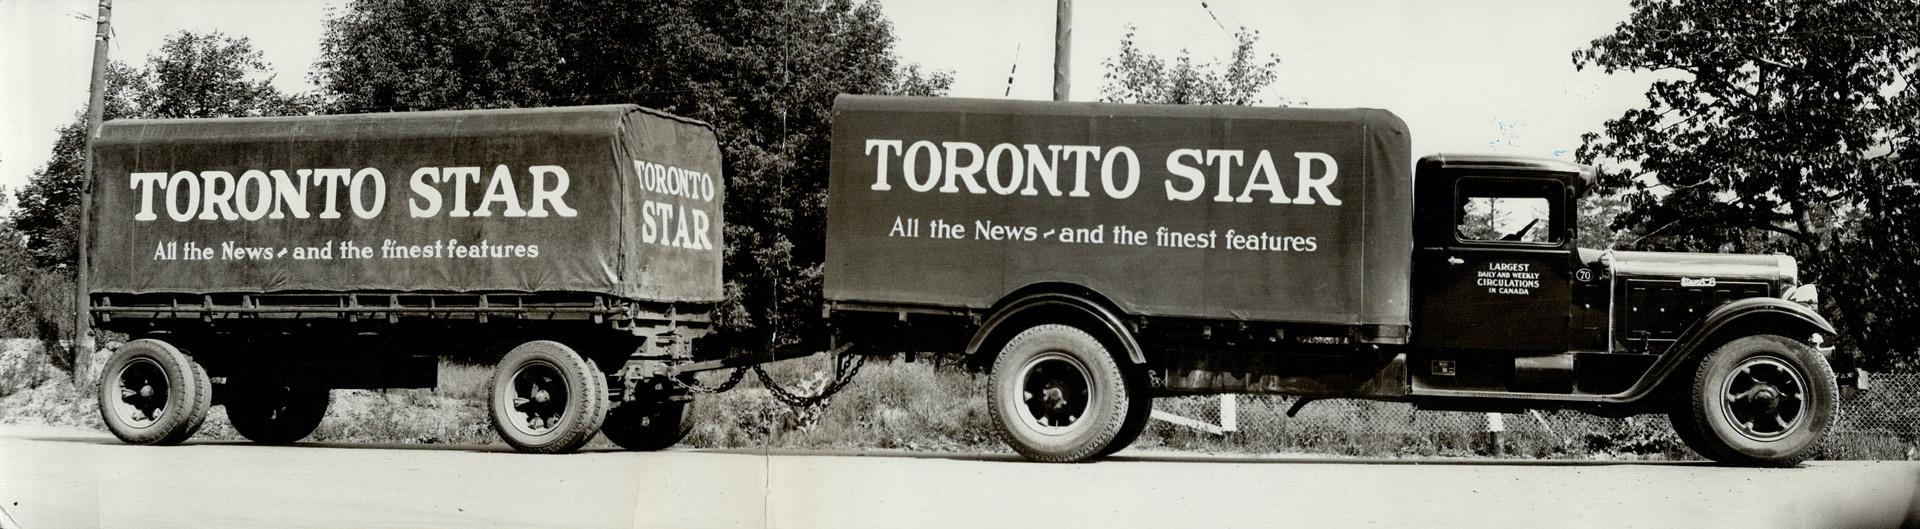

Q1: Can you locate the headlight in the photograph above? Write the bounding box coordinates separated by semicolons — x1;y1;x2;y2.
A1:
1785;283;1819;305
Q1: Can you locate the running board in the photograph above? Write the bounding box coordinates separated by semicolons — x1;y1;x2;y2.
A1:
1410;388;1617;403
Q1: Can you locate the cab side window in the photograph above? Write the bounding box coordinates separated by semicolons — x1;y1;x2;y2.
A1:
1454;178;1563;244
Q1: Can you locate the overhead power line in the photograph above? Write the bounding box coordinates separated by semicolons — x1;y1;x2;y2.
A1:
1006;0;1034;97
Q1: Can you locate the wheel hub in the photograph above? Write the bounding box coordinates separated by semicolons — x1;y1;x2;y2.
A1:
507;363;569;436
1042;386;1067;411
1015;353;1092;433
112;358;169;427
1752;386;1781;412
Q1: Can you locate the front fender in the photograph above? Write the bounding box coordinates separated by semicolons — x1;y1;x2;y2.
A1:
1674;296;1836;349
1622;297;1836;403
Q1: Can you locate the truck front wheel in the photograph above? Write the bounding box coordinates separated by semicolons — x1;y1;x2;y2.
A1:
97;339;212;445
1670;334;1837;466
988;324;1134;463
489;340;609;454
602;400;694;451
225;385;330;444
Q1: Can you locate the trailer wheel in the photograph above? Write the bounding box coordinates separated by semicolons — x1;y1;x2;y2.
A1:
1670;334;1836;467
489;340;609;454
988;324;1133;463
602;400;694;451
97;339;212;445
225;385;331;444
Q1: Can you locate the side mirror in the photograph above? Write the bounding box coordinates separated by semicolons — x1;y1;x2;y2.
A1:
1785;284;1819;305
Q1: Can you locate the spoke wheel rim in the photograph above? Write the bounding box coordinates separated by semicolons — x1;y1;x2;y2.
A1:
1720;355;1808;443
1013;352;1093;437
111;358;169;430
505;360;570;437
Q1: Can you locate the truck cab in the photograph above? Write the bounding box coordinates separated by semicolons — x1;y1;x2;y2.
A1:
1411;154;1589;356
1405;154;1843;464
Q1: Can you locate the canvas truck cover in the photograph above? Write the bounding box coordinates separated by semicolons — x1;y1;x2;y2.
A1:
825;95;1413;328
88;105;724;303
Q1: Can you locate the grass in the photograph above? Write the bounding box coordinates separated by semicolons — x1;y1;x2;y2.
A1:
1142;395;1693;460
671;354;1000;452
3;338;1915;460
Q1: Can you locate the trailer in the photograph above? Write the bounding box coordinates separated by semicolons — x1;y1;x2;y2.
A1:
824;95;1849;465
87;105;740;453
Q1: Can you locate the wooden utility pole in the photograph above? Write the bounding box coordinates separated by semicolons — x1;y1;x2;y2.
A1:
1053;0;1071;102
75;0;112;384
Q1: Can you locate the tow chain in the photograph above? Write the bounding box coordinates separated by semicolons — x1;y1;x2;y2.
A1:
672;352;866;407
677;365;750;394
753;353;866;408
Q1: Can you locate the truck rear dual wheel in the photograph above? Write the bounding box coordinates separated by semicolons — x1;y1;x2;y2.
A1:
98;339;212;445
1670;334;1837;467
489;340;609;454
602;400;695;451
225;385;331;444
988;324;1138;462
1100;370;1153;458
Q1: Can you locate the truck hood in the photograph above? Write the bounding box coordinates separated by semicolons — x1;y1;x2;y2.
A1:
1597;250;1796;282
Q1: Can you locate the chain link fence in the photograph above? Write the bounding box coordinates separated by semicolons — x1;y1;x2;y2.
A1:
1824;371;1920;460
1144;371;1920;460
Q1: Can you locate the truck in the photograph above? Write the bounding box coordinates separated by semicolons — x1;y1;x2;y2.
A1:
87;105;732;453
824;95;1852;465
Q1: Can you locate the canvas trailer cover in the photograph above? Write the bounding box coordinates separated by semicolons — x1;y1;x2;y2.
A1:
825;95;1413;330
87;105;725;307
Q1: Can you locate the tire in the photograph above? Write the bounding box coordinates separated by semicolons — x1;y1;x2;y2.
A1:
489;340;609;454
988;324;1133;463
1669;334;1837;467
225;385;331;445
602;399;695;451
1099;370;1152;457
1667;397;1719;461
97;339;213;445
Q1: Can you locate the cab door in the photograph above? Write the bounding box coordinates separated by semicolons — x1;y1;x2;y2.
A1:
1412;175;1573;353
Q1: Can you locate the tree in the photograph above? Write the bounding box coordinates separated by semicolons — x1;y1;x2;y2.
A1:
8;31;315;270
887;64;955;98
9;61;141;271
316;0;949;343
1574;192;1637;250
2;30;312;362
1823;115;1920;369
1572;0;1920;368
137;31;317;119
1100;25;1291;106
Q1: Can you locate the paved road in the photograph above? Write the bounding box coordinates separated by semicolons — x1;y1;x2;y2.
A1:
1;425;1916;529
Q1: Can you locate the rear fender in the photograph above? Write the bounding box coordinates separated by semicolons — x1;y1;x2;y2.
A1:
964;292;1145;369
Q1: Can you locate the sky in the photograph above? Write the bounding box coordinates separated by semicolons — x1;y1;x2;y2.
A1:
0;0;1669;209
